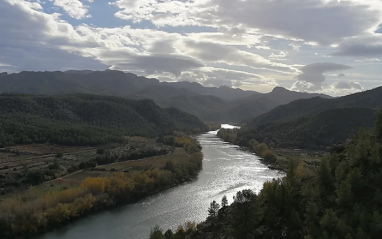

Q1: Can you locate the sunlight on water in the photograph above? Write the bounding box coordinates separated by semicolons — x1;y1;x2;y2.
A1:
39;129;284;239
220;124;240;129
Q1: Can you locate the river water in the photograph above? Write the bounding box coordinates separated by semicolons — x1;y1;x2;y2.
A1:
39;130;284;239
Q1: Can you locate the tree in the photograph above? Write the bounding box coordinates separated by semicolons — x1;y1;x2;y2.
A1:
25;170;44;185
221;195;228;208
149;225;165;239
208;200;220;219
230;190;258;239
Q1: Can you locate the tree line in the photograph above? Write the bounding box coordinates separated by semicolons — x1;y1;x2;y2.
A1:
217;129;278;165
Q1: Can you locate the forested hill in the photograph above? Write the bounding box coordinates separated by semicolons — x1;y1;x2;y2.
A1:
241;107;378;149
0;94;208;146
236;86;382;149
0;71;331;123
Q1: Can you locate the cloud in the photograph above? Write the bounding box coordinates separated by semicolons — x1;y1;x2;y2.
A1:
0;45;106;72
111;0;211;26
325;80;363;96
198;67;263;88
0;0;105;72
149;67;264;90
2;0;382;95
216;0;382;45
186;31;262;48
333;34;382;57
111;0;382;45
111;54;203;76
179;40;298;73
269;51;288;61
333;81;362;90
355;58;381;63
53;0;91;19
291;62;352;91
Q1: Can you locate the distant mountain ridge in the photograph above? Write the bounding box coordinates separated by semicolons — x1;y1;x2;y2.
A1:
248;86;382;128
0;70;331;123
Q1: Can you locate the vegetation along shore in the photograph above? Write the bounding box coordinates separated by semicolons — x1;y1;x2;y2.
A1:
149;110;382;239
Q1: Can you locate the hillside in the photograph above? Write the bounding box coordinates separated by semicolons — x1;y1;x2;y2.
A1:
0;94;208;146
0;70;330;123
248;86;382;128
241;86;382;149
241;107;378;149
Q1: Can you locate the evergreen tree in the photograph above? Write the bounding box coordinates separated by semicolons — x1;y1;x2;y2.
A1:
207;200;220;219
221;195;228;208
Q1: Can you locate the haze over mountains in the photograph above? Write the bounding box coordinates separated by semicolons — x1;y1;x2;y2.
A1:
0;70;331;123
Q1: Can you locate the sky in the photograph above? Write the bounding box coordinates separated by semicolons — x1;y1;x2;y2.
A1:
1;0;382;96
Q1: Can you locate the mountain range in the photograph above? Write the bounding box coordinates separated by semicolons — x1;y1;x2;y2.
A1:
0;70;331;123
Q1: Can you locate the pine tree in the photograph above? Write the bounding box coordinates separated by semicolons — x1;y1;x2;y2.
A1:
221;195;228;208
208;200;220;219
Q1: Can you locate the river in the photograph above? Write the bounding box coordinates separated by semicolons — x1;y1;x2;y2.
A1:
39;130;284;239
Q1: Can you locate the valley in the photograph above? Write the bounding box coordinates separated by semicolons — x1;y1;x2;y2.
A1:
0;70;381;239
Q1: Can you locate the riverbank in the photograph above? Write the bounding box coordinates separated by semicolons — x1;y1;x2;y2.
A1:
216;128;326;172
29;130;284;239
0;135;203;239
216;128;286;171
150;113;382;239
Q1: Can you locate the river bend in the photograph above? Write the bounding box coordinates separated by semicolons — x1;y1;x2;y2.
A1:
40;130;284;239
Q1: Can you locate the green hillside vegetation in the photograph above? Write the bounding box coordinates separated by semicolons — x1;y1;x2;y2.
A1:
241;107;378;149
151;110;382;239
0;94;208;147
241;86;382;149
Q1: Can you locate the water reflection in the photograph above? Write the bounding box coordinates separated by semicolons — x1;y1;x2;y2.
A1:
39;130;284;239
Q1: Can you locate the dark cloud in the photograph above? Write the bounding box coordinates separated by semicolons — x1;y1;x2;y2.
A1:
297;63;351;83
213;0;379;45
0;45;107;72
185;41;234;61
333;35;382;57
292;62;352;91
117;54;203;76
